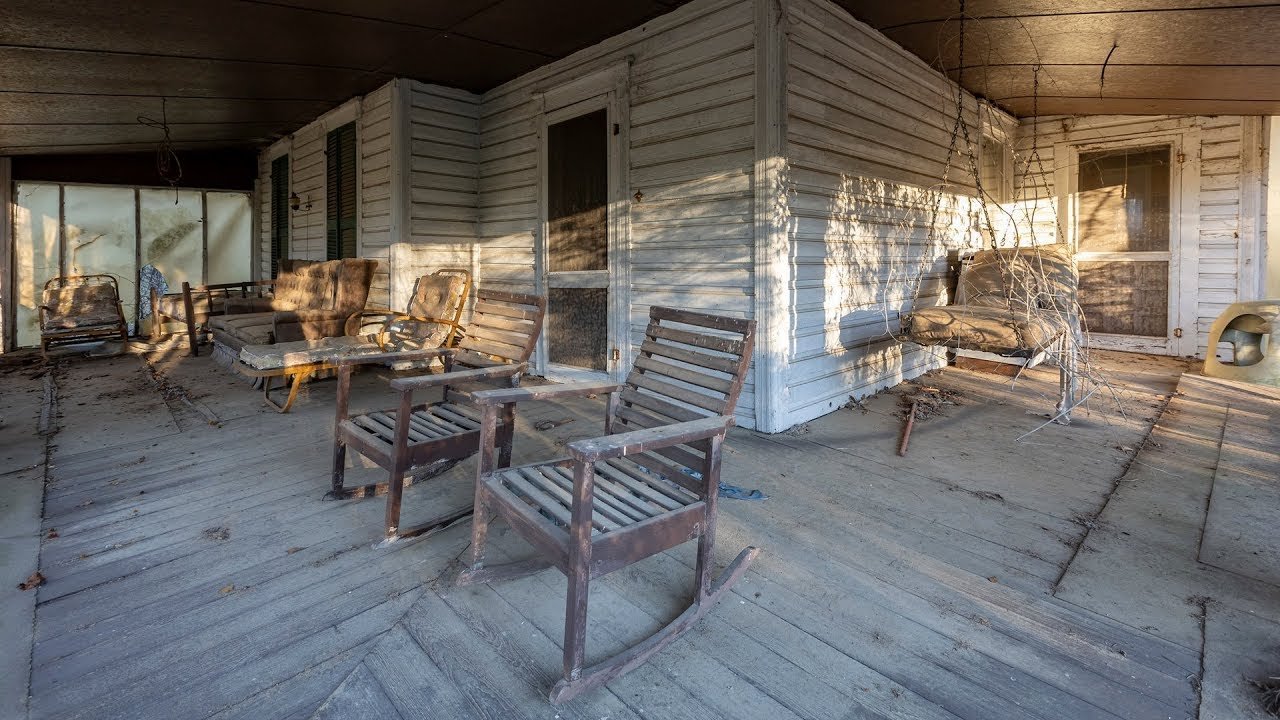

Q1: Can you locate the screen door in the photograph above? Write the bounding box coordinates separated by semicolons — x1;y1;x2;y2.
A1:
1075;145;1176;353
545;108;609;373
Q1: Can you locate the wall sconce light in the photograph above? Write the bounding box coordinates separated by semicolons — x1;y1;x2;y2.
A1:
289;192;311;212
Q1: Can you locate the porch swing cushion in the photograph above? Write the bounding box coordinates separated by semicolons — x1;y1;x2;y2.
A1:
906;244;1076;356
908;305;1068;356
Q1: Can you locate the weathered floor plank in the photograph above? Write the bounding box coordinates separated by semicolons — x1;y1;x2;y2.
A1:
21;350;1211;719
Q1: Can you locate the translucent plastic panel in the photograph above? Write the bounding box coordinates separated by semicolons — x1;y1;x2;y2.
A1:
548;288;608;371
1078;260;1169;337
206;192;252;283
13;184;61;348
1077;147;1171;253
63;186;138;330
140;189;203;318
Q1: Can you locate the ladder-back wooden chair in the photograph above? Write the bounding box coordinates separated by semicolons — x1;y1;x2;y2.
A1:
329;288;547;541
459;306;757;703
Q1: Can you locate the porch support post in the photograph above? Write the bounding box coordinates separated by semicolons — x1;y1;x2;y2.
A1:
389;78;412;309
752;0;790;433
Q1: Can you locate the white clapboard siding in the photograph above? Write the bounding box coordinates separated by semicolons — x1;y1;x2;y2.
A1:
359;83;395;308
477;0;759;426
289;123;328;262
1013;114;1261;357
401;81;481;311
780;0;1014;428
256;149;275;279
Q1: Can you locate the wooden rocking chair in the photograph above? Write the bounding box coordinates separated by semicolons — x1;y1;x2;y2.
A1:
328;288;547;541
458;306;758;703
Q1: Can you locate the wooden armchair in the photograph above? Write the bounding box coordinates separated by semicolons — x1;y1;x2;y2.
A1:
458;306;757;703
329;288;547;541
40;275;130;357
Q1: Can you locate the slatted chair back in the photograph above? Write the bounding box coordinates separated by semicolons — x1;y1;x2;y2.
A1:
612;307;755;485
454;288;547;370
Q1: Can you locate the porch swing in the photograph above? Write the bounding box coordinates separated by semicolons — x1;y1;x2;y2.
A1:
902;242;1083;423
896;10;1083;424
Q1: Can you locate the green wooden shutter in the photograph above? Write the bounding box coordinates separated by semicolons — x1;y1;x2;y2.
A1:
270;155;289;277
326;123;358;260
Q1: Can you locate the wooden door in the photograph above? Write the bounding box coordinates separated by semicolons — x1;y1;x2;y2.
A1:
1075;144;1180;354
545;108;609;373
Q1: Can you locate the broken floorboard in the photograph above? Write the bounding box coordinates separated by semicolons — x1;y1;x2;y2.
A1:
24;350;1205;718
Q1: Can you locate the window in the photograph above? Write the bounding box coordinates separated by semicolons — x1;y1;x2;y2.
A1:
270;154;289;277
326;122;358;260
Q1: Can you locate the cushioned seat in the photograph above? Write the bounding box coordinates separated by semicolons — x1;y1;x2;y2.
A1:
238;336;380;370
908;305;1067;356
210;313;276;349
906;244;1076;355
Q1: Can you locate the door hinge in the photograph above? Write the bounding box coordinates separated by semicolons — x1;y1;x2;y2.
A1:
612;348;621;362
1173;327;1183;338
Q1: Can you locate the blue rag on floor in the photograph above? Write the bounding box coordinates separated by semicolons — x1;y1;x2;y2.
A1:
677;467;767;500
717;482;768;500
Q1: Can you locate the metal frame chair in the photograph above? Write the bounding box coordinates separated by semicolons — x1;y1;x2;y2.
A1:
40;275;129;357
458;306;758;702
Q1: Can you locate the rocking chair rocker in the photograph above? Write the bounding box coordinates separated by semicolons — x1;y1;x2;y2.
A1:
458;306;758;703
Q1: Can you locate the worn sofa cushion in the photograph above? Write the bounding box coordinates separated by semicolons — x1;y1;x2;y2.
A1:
238;336;379;370
41;283;122;330
908;305;1067;355
958;244;1076;311
209;313;276;347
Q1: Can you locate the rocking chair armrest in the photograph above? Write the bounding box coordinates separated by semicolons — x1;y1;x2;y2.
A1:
566;415;734;463
388;362;525;392
332;347;454;367
470;381;624;407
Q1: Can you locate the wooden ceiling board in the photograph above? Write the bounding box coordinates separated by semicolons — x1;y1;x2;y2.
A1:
1;0;1277;153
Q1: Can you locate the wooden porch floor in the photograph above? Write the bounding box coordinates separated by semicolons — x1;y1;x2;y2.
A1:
20;346;1222;719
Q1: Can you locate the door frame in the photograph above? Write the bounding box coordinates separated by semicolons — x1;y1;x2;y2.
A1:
1057;129;1201;357
533;62;632;381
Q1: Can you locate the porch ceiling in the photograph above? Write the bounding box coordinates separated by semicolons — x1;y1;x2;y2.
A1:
0;0;1276;155
840;0;1280;117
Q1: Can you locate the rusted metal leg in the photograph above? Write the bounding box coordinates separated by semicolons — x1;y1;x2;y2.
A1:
262;370;305;413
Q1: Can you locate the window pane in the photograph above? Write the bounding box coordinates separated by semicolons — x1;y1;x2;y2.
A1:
13;183;61;348
139;189;203;324
547;288;608;371
1078;260;1169;337
206;192;252;283
547;109;608;272
63;186;138;331
1078;147;1171;252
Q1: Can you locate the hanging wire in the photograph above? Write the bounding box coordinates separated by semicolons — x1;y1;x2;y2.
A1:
138;98;183;202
